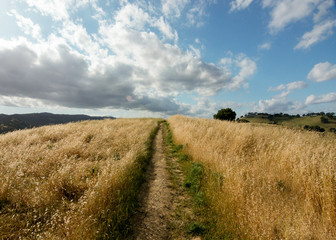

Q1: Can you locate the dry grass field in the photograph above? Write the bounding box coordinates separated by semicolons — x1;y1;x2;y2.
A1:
0;118;159;239
168;115;336;239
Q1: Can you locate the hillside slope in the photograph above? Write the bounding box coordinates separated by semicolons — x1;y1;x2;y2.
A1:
0;118;159;239
241;113;336;132
168;115;336;240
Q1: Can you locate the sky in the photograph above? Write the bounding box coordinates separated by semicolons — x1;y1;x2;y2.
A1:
0;0;335;118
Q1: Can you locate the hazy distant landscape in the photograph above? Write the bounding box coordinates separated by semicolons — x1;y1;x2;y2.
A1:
0;113;115;134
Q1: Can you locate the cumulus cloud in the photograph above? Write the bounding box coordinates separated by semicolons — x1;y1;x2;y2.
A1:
229;55;257;90
256;98;293;113
230;0;254;12
0;39;192;114
295;19;336;49
256;80;309;113
0;1;261;116
305;92;336;104
1;1;258;116
307;62;336;82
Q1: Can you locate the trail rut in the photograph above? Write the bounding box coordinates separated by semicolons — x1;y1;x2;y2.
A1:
128;125;172;239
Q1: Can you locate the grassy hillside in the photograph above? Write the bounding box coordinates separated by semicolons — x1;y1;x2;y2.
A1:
0;118;159;239
241;114;336;132
168;115;336;240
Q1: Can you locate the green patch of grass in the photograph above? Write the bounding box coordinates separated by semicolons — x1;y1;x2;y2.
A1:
188;222;207;235
164;121;236;240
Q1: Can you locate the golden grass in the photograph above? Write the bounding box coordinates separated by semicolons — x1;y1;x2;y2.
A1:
0;118;159;239
168;115;336;239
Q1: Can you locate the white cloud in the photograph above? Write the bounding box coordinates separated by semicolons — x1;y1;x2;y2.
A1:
257;80;309;113
8;10;42;40
162;0;190;18
256;98;293;113
24;0;75;21
154;16;177;41
255;97;306;113
230;0;254;12
262;0;336;48
314;0;334;22
115;3;150;30
265;0;322;34
269;81;308;92
229;55;257;90
307;62;336;82
305;92;336;104
258;42;271;50
295;19;336;49
0;1;260;116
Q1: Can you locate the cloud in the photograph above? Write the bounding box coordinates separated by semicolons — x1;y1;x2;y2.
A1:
229;55;257;90
256;80;309;113
258;42;271;50
256;98;293;113
230;0;254;12
305;92;336;104
162;0;190;19
24;0;75;21
314;0;335;22
8;10;42;40
1;1;252;116
269;81;308;95
255;97;306;113
295;19;336;49
307;62;336;82
264;0;322;34
0;1;259;116
154;16;178;41
0;39;193;114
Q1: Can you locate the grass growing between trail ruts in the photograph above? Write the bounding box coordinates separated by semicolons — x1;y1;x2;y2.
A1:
168;115;336;240
164;121;225;240
0;118;160;239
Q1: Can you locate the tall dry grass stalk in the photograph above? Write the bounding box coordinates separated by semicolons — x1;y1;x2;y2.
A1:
168;115;336;239
0;118;158;239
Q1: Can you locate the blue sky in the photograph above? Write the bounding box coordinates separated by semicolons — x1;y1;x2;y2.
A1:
0;0;335;118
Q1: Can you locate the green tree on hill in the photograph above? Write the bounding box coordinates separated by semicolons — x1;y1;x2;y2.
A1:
214;108;236;121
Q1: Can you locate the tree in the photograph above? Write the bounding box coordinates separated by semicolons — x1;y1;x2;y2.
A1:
321;116;329;123
214;108;236;121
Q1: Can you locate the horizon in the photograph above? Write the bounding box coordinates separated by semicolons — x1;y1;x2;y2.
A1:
0;0;335;118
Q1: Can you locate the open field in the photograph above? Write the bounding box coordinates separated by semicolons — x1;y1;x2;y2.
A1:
0;118;159;239
168;115;336;239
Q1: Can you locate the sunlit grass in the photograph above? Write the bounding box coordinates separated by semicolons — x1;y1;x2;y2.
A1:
0;118;159;239
168;115;336;239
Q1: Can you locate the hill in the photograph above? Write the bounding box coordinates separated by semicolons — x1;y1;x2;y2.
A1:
240;112;336;132
168;115;336;239
0;112;115;134
0;118;159;239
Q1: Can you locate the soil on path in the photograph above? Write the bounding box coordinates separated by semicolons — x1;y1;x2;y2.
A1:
127;124;172;239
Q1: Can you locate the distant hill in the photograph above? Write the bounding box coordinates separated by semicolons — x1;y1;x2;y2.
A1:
0;112;115;134
239;112;336;133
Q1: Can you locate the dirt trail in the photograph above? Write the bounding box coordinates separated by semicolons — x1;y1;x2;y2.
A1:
128;124;172;239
